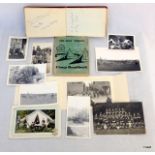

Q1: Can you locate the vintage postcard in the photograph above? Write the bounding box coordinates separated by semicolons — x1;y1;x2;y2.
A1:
7;64;46;85
53;37;89;76
108;34;135;50
31;42;53;75
96;47;141;71
18;81;57;105
6;36;28;61
66;96;91;138
67;81;111;105
93;102;145;135
10;105;61;138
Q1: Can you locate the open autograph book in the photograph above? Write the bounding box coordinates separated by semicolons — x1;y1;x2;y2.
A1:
24;6;108;37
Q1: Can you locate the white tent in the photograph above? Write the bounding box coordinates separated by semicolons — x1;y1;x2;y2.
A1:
20;110;55;127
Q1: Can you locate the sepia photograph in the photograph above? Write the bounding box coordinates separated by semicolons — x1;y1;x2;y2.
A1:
19;81;57;105
93;102;145;135
7;37;28;60
67;81;111;104
67;126;90;138
7;64;46;85
96;48;141;71
108;34;135;50
31;42;52;74
10;105;60;138
66;96;91;138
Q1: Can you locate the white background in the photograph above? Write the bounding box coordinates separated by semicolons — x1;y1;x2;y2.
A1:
0;3;155;152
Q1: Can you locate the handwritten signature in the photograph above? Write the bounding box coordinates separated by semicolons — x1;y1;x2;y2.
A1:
29;12;58;29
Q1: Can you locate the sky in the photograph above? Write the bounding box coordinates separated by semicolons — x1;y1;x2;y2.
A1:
96;47;140;60
67;96;90;110
20;81;57;94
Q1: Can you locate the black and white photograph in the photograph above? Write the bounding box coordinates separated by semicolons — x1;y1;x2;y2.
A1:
93;102;145;135
66;96;91;138
96;48;141;71
10;105;60;138
108;34;134;50
67;126;90;138
67;97;90;126
7;37;28;60
67;81;111;104
19;81;57;105
7;64;46;85
31;43;52;74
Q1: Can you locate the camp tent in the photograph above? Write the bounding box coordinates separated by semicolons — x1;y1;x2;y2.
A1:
20;110;55;127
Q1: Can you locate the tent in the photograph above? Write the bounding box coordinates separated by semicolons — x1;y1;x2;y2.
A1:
20;110;55;127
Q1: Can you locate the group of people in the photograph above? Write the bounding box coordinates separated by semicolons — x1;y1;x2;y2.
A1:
94;107;145;130
82;84;110;99
32;46;51;64
16;116;55;132
109;37;134;49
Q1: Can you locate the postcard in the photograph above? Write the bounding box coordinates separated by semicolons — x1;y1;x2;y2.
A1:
18;81;57;105
31;42;53;75
7;64;46;85
108;34;135;50
66;96;91;138
93;102;145;135
53;37;89;76
6;36;28;61
67;81;112;104
96;47;141;71
9;105;61;138
14;77;64;109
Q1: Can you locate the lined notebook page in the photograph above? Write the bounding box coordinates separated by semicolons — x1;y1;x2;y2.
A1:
66;8;107;37
24;8;67;37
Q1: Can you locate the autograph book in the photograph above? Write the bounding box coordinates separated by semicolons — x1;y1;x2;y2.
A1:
24;6;108;37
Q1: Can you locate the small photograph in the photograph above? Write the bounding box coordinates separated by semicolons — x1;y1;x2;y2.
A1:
67;126;90;138
97;59;141;71
10;105;60;138
67;81;111;104
31;43;52;74
8;64;46;85
66;96;90;138
108;35;134;50
67;98;90;126
19;81;57;105
93;102;145;135
96;48;141;71
15;109;55;133
7;37;28;60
